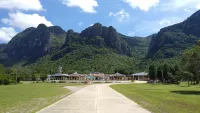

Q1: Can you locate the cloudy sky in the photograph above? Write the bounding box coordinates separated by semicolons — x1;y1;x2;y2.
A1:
0;0;200;43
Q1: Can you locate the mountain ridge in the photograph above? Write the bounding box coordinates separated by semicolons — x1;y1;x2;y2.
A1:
147;10;200;58
0;23;150;73
2;9;200;72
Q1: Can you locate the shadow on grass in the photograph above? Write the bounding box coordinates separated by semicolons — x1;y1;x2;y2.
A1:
171;90;200;95
178;86;190;87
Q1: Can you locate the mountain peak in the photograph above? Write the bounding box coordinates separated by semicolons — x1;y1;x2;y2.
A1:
48;26;66;35
92;23;102;27
147;10;200;58
80;23;117;38
190;10;200;18
67;29;74;34
37;24;48;29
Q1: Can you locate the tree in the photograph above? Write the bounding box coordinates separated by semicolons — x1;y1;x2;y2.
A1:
40;74;47;82
174;64;180;72
157;65;164;82
163;64;169;83
148;64;157;81
11;66;23;84
182;41;200;84
182;71;193;86
0;64;5;74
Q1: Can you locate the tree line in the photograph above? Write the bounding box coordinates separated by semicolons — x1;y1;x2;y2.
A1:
148;40;200;86
148;63;181;84
0;65;47;85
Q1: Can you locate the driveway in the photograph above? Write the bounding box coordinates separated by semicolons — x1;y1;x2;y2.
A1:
37;84;150;113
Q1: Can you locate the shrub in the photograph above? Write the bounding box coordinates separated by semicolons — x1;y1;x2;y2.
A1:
58;80;66;83
40;75;47;82
0;75;13;85
51;81;56;83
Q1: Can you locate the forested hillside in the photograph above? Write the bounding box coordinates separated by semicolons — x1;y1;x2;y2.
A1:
147;10;200;58
0;23;150;74
1;10;200;74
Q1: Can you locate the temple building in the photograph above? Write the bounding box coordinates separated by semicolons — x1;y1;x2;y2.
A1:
69;72;86;81
47;66;69;80
49;74;69;80
90;72;105;80
46;67;135;83
109;72;127;81
132;72;149;81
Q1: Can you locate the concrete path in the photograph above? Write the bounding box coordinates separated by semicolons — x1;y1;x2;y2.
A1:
37;84;150;113
64;86;85;93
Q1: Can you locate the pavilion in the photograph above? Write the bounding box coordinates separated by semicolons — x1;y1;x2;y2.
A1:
69;72;86;81
90;72;105;80
49;74;69;80
109;72;127;81
132;72;149;81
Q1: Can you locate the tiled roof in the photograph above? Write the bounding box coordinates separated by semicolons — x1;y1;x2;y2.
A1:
51;74;69;77
110;73;125;76
132;72;148;76
70;72;83;76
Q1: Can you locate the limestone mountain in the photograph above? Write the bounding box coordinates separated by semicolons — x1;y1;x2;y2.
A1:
52;23;135;60
0;43;6;51
80;23;132;56
1;10;200;72
147;10;200;58
0;23;150;73
121;34;152;58
3;24;66;60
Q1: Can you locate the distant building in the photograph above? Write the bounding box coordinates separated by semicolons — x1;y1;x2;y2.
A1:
49;74;69;80
109;72;127;81
46;67;131;83
47;66;69;80
69;72;86;80
132;72;148;81
90;72;105;80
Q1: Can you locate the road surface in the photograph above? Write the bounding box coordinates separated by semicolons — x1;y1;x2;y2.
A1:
37;84;150;113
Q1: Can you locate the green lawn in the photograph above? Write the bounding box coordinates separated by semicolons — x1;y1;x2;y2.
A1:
111;83;200;113
0;83;83;113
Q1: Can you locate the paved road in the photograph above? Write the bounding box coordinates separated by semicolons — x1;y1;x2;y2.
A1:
37;84;150;113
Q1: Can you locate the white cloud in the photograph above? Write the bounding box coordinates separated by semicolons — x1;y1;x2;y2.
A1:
109;9;129;22
0;0;43;11
128;31;135;36
77;22;83;26
196;4;200;9
159;17;182;26
62;0;98;13
161;0;200;11
1;12;53;29
0;27;17;42
123;0;159;11
184;8;192;13
159;19;171;26
133;17;183;37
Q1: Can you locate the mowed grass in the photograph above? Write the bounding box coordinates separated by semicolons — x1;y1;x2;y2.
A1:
0;83;83;113
111;83;200;113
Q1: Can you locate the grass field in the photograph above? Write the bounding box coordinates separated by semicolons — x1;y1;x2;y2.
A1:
0;83;83;113
111;83;200;113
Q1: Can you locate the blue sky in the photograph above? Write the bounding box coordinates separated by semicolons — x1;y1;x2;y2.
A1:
0;0;200;43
